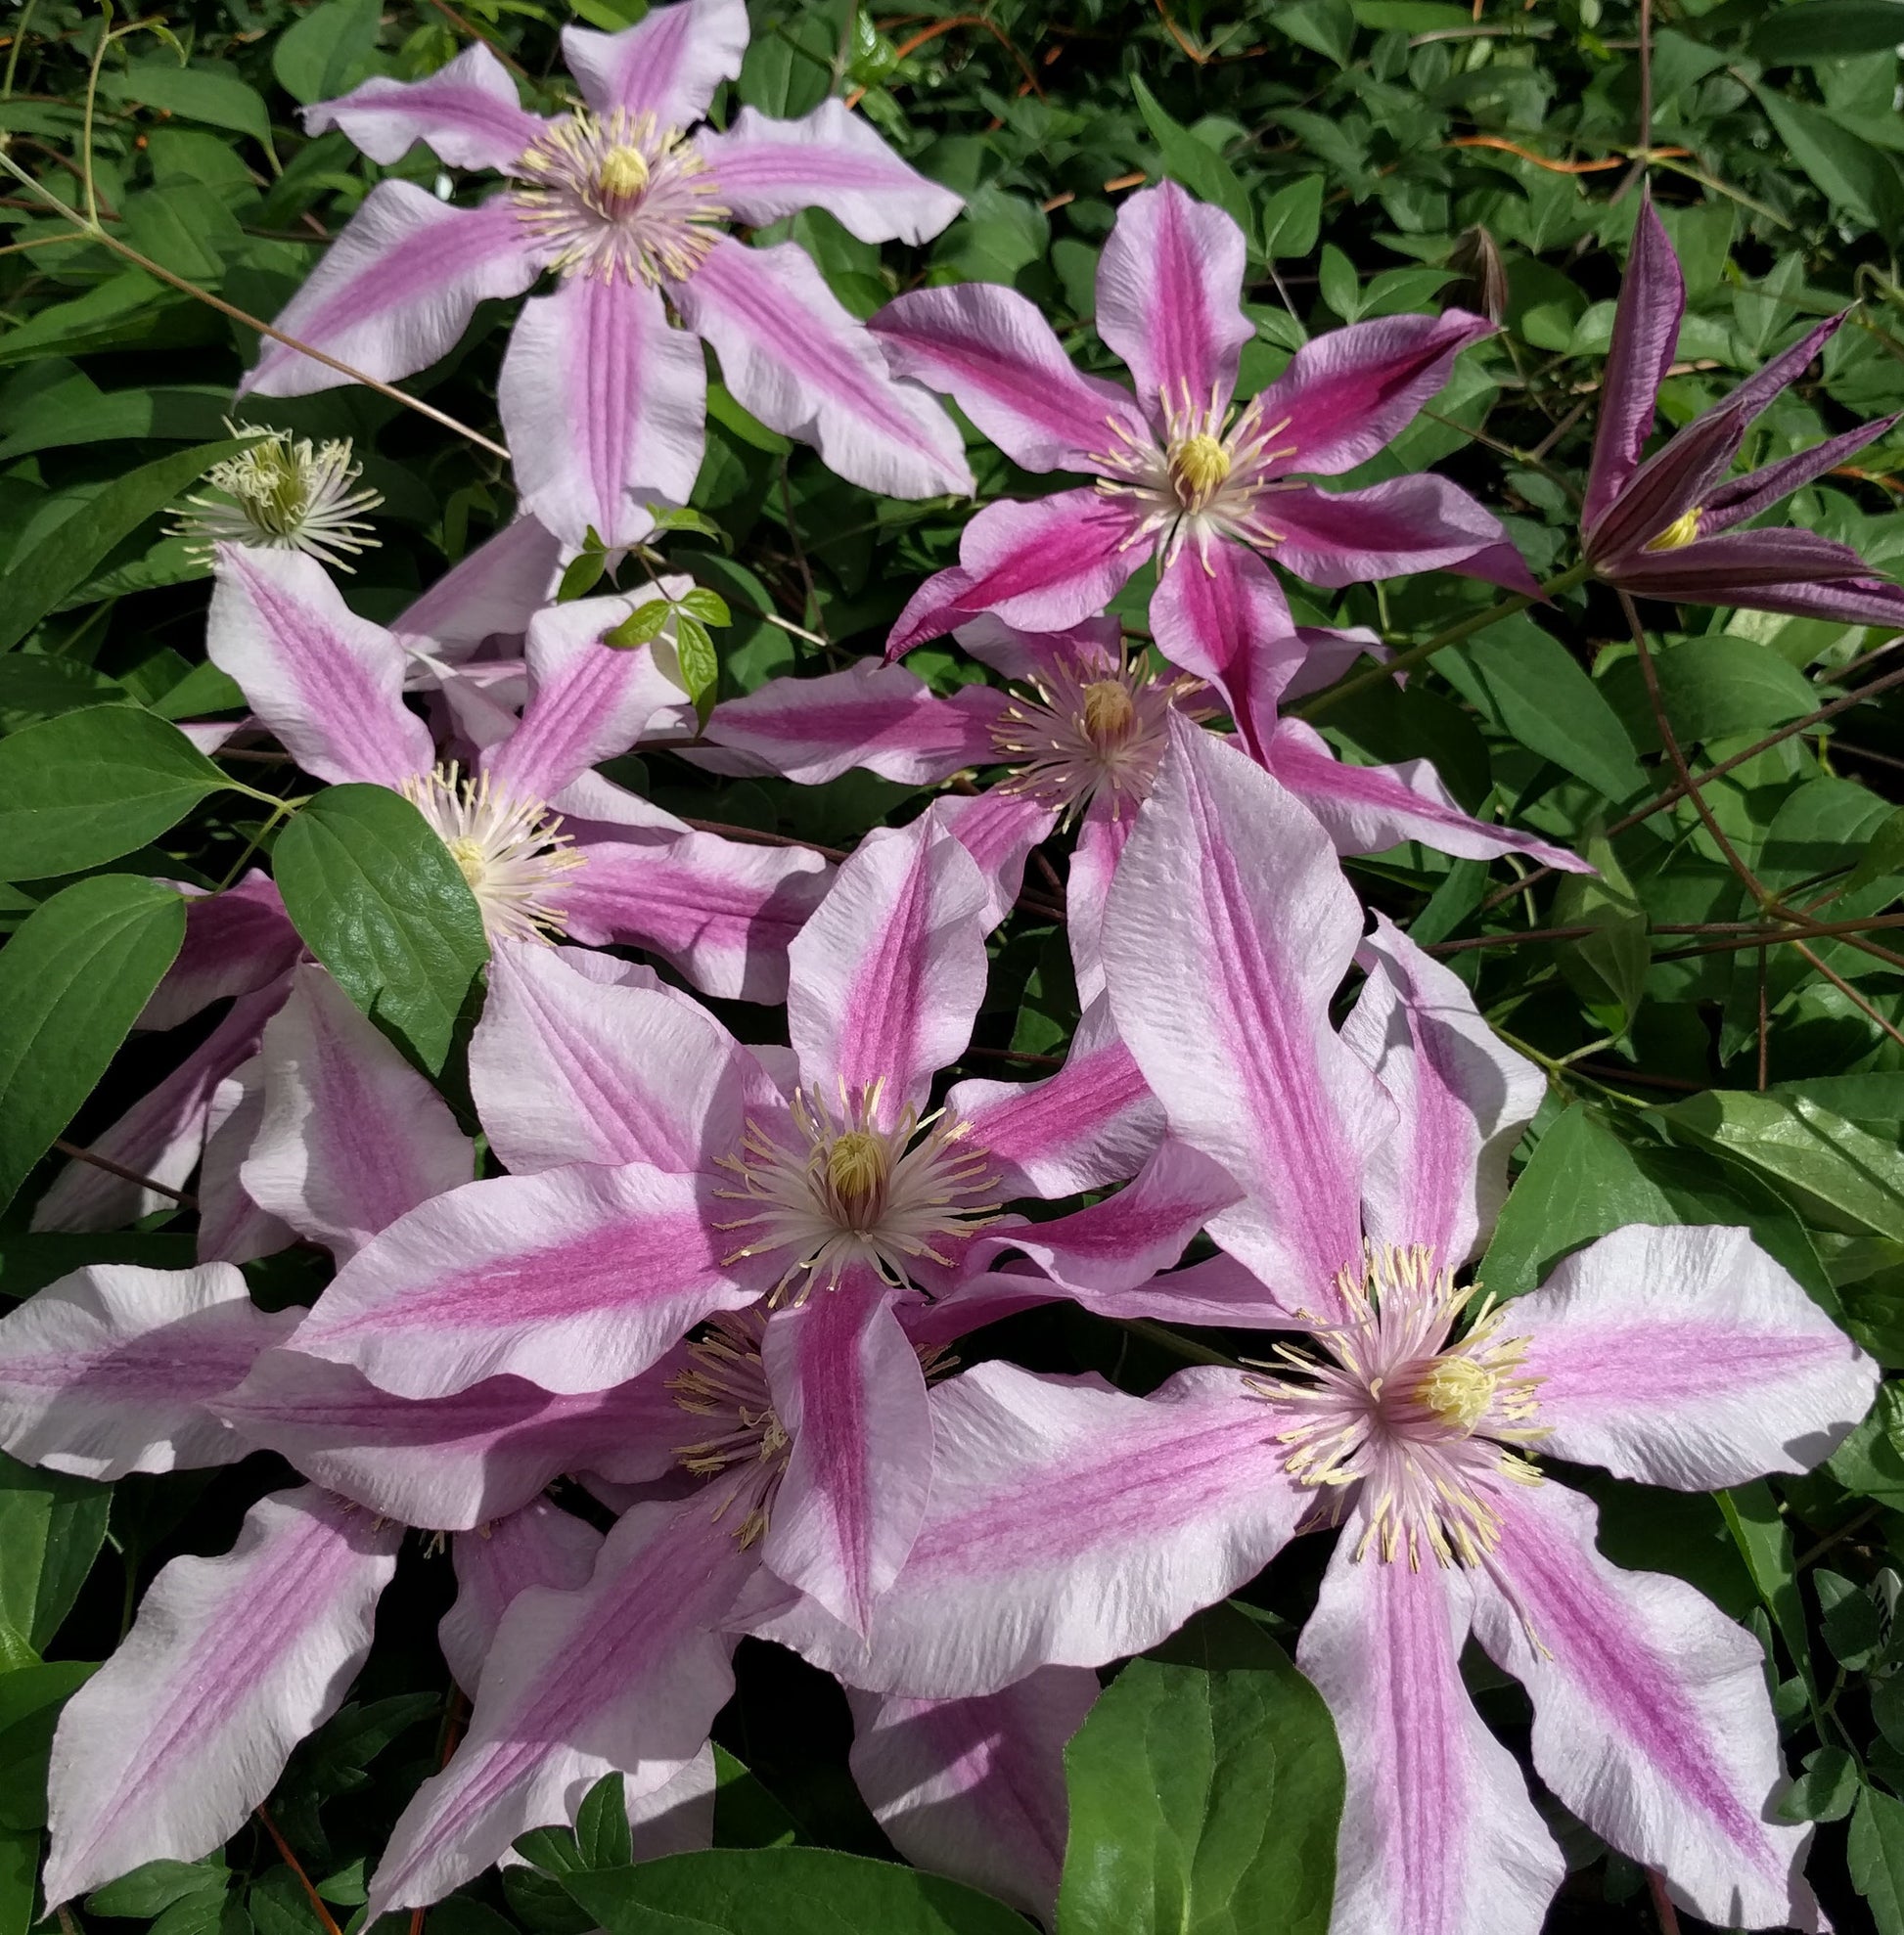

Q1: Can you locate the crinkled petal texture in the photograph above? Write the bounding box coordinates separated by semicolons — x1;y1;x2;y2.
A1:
302;42;547;171
439;1499;604;1697
1471;1484;1823;1933
1150;543;1296;755
698;101;961;243
286;1163;770;1398
788;821;990;1129
560;0;748;124
243;966;474;1261
44;1486;401;1907
207;547;433;788
1266;475;1516;589
499;275;705;549
1517;1223;1877;1488
950;491;1149;637
1583;198;1683;531
1297;1531;1564;1935
1253;310;1495;477
1339;914;1545;1267
670;238;971;499
243;183;538;399
848;1668;1099;1922
367;1491;754;1915
1103;718;1388;1311
0;1263;296;1480
1095;180;1251;432
872;282;1150;474
753;1363;1302;1699
761;1279;933;1633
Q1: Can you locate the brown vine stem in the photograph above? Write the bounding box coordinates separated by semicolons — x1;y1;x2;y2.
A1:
0;152;512;462
52;1138;197;1207
1430;909;1904;958
1791;940;1904;1051
255;1807;345;1935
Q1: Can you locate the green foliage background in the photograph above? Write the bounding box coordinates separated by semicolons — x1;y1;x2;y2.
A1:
4;0;1904;1928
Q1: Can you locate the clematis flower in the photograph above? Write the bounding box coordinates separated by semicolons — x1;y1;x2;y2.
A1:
351;1294;1098;1921
274;817;1201;1637
172;424;384;570
0;966;722;1907
756;720;1878;1935
1585;199;1904;626
870;179;1532;681
694;610;1586;1002
240;0;971;547
207;543;829;998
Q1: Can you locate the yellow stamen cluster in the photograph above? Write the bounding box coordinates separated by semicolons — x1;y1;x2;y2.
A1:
1167;430;1233;508
1644;505;1704;552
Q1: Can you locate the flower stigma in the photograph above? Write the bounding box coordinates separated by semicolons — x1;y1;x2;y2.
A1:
401;762;584;944
1247;1243;1547;1572
514;107;727;285
174;425;382;571
713;1080;1001;1304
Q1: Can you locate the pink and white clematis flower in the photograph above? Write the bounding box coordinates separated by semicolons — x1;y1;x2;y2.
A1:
240;0;971;546
206;543;829;999
871;179;1532;678
758;720;1877;1935
695;611;1586;1002
275;815;1199;1634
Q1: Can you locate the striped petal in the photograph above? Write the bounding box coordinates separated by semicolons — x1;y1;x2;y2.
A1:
560;0;748;125
440;1500;604;1696
303;43;546;172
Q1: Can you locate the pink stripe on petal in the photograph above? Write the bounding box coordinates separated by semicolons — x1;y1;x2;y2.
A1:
471;938;755;1177
1517;1223;1878;1489
197;1062;296;1267
483;590;696;803
927;789;1058;933
750;1362;1301;1699
1266;718;1592;876
789;821;989;1127
1065;799;1129;1006
499;275;705;549
1102;717;1384;1311
1252;309;1495;478
955;490;1150;636
953;610;1122;683
1095;181;1251;432
1150;543;1298;757
888;565;982;658
392;516;564;661
1583;200;1685;531
43;1487;399;1907
559;0;748;125
559;827;831;1003
140;873;301;1034
1473;1482;1823;1933
1297;1531;1563;1935
848;1668;1099;1922
0;1263;295;1480
673;238;971;500
441;1500;604;1696
872;283;1150;474
243;184;538;399
207;548;433;788
1339;913;1545;1267
1266;474;1512;589
761;1281;933;1633
949;996;1162;1199
303;44;547;172
699;102;961;244
366;1490;751;1914
702;662;1006;786
289;1163;769;1398
244;966;474;1260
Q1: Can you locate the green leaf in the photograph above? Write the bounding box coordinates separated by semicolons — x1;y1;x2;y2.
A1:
675;588;732;628
0;1659;98;1831
1274;0;1359;66
1129;76;1254;241
0;706;235;880
0;1827;36;1935
675;617;719;725
1753;0;1904;65
0;1457;111;1657
270;785;488;1077
1318;244;1362;322
88;1861;230;1920
603;598;674;649
0;874;187;1211
1599;635;1822;749
1846;806;1904;897
711;1746;801;1850
0;655;126;732
1717;1480;1814;1704
1753;85;1903;227
273;0;387;107
561;1848;1027;1934
1851;1784;1904;1935
1259;174;1325;259
1553;829;1651;1031
574;1776;633;1869
1057;1602;1341;1935
1780;1746;1860;1822
98;63;277;157
1652;1089;1904;1242
0;437;252;652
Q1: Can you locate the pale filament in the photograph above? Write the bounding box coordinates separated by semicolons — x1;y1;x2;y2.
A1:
400;762;584;944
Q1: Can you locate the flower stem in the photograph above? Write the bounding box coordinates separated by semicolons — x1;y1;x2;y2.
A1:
1294;557;1595;720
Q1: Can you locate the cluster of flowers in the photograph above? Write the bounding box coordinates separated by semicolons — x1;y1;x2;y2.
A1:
7;2;1901;1928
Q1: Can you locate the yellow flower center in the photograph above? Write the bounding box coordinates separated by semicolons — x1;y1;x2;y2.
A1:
826;1130;889;1214
1643;505;1704;553
445;834;489;890
1080;678;1137;745
1413;1356;1498;1435
596;143;651;200
1167;431;1231;508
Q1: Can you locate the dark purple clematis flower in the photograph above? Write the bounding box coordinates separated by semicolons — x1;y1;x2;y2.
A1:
1585;200;1904;628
